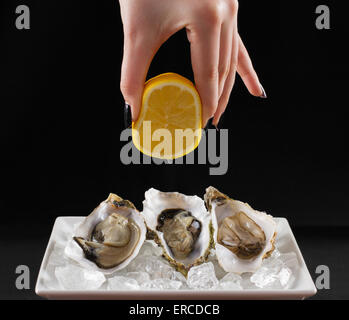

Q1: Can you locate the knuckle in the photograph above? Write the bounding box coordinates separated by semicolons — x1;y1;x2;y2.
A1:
228;0;239;14
124;26;150;48
204;2;222;26
238;63;255;78
219;64;230;80
123;26;139;43
206;68;219;81
238;69;251;78
230;60;238;71
120;81;136;99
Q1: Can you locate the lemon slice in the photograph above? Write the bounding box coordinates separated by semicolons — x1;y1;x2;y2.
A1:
132;73;202;159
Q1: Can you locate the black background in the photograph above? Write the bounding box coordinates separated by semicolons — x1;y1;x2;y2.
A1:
0;0;348;299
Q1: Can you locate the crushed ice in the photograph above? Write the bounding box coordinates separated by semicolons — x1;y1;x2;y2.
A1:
41;220;299;290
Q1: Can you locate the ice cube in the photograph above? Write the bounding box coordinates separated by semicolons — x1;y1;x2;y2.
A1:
171;271;187;283
48;244;67;267
55;264;106;290
219;273;242;290
278;267;292;287
279;252;299;269
137;240;162;257
187;262;219;290
141;278;182;290
125;272;150;284
250;258;292;289
208;258;227;280
241;273;258;289
108;276;139;290
127;256;174;280
270;248;281;259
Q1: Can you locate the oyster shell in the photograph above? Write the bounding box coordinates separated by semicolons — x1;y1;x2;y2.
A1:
65;193;146;273
142;188;213;275
204;186;276;274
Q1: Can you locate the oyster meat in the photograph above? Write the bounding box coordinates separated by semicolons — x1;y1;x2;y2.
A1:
142;188;213;275
205;186;276;274
66;193;146;273
156;208;202;260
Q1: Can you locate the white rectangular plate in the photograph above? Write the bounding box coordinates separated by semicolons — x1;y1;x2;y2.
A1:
36;217;317;300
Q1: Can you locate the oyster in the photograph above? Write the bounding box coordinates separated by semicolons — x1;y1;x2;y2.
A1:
142;188;213;275
204;186;276;274
66;193;146;273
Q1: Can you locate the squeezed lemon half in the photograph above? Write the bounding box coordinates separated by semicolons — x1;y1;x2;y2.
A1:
132;73;202;160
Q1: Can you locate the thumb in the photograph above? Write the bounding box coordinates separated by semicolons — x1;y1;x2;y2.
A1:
120;34;159;121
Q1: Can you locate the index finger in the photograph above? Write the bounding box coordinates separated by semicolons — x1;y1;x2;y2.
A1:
186;21;221;127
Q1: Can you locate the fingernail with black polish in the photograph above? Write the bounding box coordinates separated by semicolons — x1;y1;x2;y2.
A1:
124;103;132;129
259;84;267;98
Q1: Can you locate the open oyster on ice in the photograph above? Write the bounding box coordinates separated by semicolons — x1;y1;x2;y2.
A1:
204;186;276;274
65;193;146;273
142;188;213;275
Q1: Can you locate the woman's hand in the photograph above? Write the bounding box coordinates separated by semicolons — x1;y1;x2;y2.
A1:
119;0;265;127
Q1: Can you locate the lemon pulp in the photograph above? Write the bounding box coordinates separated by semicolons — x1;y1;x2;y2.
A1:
132;73;202;160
